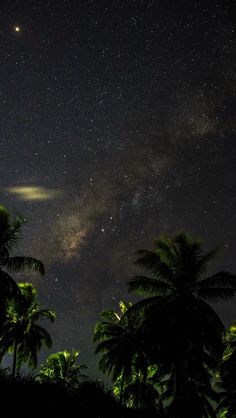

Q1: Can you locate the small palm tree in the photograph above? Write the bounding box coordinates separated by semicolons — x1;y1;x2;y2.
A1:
94;301;149;405
38;350;87;388
113;364;160;411
0;205;44;331
216;321;236;418
0;282;56;377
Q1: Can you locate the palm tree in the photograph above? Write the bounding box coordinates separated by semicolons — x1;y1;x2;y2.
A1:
0;282;56;377
113;364;160;411
0;205;44;331
127;232;236;416
94;301;149;406
216;321;236;418
37;350;87;389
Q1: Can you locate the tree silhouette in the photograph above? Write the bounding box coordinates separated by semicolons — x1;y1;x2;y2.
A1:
94;301;150;406
127;232;236;416
0;282;55;377
0;205;44;333
37;350;87;389
113;364;160;411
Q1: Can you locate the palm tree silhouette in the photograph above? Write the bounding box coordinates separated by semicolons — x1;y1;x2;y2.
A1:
0;206;44;332
94;301;149;406
114;364;160;411
127;232;236;415
38;350;87;389
1;282;56;377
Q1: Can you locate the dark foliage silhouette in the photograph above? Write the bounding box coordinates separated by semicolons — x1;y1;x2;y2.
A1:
1;209;235;417
93;301;151;406
217;322;236;417
38;350;87;388
0;282;55;377
0;206;44;333
126;232;236;416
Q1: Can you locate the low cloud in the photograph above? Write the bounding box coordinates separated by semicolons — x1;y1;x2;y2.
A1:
6;185;62;201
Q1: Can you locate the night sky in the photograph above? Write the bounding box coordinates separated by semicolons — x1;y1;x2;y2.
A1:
0;0;235;377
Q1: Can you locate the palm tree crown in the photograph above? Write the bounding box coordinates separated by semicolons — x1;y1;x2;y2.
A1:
128;232;236;302
127;233;236;357
0;282;56;376
0;205;45;329
127;232;236;416
94;301;149;405
38;350;87;388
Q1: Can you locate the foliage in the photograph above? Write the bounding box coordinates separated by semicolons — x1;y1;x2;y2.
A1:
94;300;149;405
0;205;44;331
1;208;236;417
127;232;236;359
216;322;236;417
113;364;160;410
0;282;56;376
125;232;236;416
37;350;87;389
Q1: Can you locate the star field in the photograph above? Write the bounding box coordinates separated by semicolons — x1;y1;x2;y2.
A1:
0;0;235;376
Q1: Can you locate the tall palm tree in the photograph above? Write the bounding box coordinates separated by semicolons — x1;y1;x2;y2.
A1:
0;205;44;331
0;282;56;377
127;232;236;416
38;350;87;389
94;301;149;406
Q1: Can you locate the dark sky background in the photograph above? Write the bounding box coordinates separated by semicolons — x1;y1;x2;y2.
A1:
0;0;235;378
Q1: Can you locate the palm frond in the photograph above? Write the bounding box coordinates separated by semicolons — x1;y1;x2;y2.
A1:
174;231;202;250
174;233;203;275
0;216;23;252
121;296;162;325
31;309;56;322
127;275;172;296
200;395;218;418
2;256;45;275
194;248;220;278
94;322;125;342
135;250;174;282
0;269;19;298
95;338;123;354
99;309;120;323
154;235;179;269
30;324;53;348
196;272;236;304
197;272;236;289
6;218;23;250
197;287;235;303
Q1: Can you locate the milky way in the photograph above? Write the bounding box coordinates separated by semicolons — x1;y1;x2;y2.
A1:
0;0;235;376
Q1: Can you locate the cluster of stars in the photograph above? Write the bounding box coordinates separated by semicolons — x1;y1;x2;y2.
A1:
0;0;234;373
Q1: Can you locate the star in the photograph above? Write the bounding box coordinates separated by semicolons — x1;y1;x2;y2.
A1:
0;0;234;380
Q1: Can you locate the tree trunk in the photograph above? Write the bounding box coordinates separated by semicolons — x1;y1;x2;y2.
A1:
12;340;18;378
120;371;125;406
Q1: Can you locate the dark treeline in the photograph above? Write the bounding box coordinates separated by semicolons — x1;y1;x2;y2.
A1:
0;205;235;417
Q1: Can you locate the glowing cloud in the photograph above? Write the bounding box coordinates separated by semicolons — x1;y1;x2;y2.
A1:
7;186;62;201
